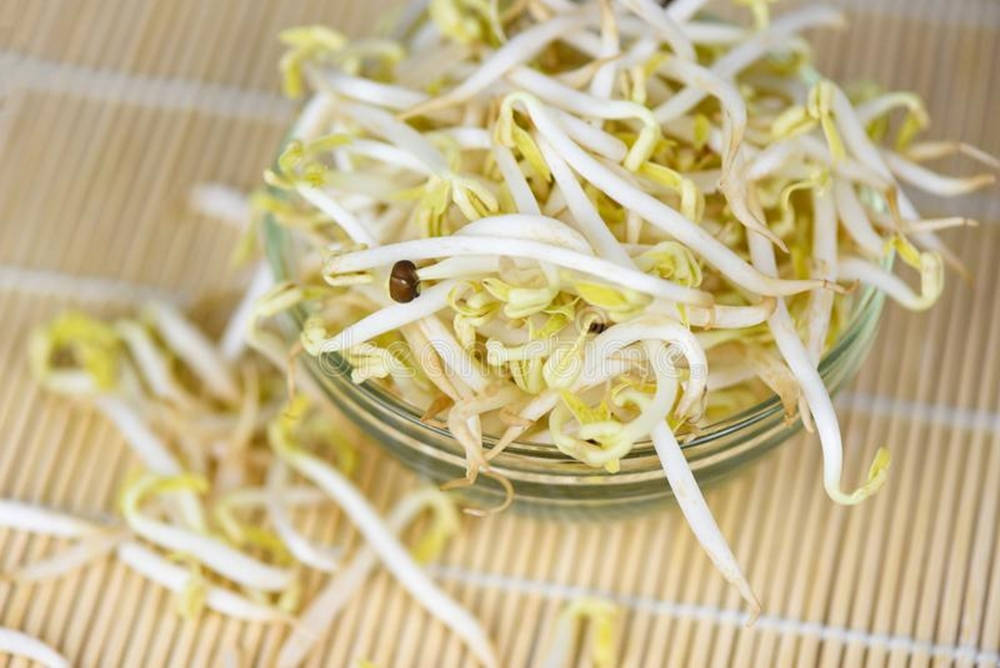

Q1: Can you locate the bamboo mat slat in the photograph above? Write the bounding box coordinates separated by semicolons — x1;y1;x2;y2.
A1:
1;1;999;666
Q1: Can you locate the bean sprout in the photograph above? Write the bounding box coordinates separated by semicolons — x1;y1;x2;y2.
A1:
0;627;69;668
18;0;993;638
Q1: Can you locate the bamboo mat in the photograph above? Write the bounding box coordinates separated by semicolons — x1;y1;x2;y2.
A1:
2;1;1000;666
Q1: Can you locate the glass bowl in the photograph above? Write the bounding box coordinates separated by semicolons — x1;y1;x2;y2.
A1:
264;213;886;520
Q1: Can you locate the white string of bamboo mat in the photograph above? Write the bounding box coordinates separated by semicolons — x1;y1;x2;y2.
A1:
0;51;292;122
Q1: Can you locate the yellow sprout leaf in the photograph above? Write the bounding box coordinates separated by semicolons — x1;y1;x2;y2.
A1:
808;81;846;162
771;105;815;141
635;241;703;287
559;391;611;425
176;560;207;620
29;311;122;393
411;493;460;564
693;114;711;150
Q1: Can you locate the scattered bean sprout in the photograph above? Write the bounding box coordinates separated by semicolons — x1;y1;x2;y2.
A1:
0;627;69;668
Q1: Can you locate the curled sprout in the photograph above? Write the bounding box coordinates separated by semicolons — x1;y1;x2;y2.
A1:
542;597;618;668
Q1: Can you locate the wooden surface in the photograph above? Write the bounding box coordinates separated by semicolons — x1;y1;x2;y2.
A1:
1;1;999;666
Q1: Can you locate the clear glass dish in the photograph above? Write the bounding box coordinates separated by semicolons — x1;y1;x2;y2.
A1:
264;212;886;520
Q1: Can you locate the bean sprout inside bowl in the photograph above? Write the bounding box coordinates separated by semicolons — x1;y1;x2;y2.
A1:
264;213;887;519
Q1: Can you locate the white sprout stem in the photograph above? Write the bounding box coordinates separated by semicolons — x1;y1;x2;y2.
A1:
478;318;531;346
653;55;747;168
495;391;563;451
806;188;838;365
537;137;634;267
94;397;183;475
222;485;330;509
679;21;749;45
665;0;710;22
126;513;293;591
407;12;594;115
340;138;432;174
0;627;68;668
588;0;620;99
792;134;890;190
690;301;778;329
431;126;493;150
492;349;640;454
585;315;707;417
832;178;884;258
188;183;250;229
882;149;995;197
277;448;498;668
418;316;492;394
653;5;846;122
614;343;678;441
0;499;105;538
486;337;560;365
94;396;207;531
707;363;757;391
741;127;888;199
493;142;541;214
537;0;578;12
116;542;287;622
555;109;629;161
417;256;499;281
618;0;696;61
401;323;463;401
853;91;925;126
618;33;661;70
458;211;593;253
314;70;428;110
275;488;454;668
825;86;909;192
748;232;887;505
542;184;568;217
390;0;429;39
318;281;455;352
904;141;1000;169
507;67;656;146
297;186;379;247
123;476;293;592
649;422;760;617
277;543;380;667
503;94;824;297
4;529;127;582
326;231;713;305
449;391;518;477
266;460;341;572
220;261;274;362
747;140;801;181
339;101;449;174
825;87;955;263
144;301;240;404
291;93;336;141
837;256;939;311
115;320;191;406
903;217;978;233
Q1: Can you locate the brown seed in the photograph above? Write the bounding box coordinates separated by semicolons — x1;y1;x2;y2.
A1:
588;320;609;334
389;260;421;303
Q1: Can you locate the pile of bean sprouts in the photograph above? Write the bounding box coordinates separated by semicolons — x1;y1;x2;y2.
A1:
3;1;996;665
254;0;995;619
14;304;500;666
